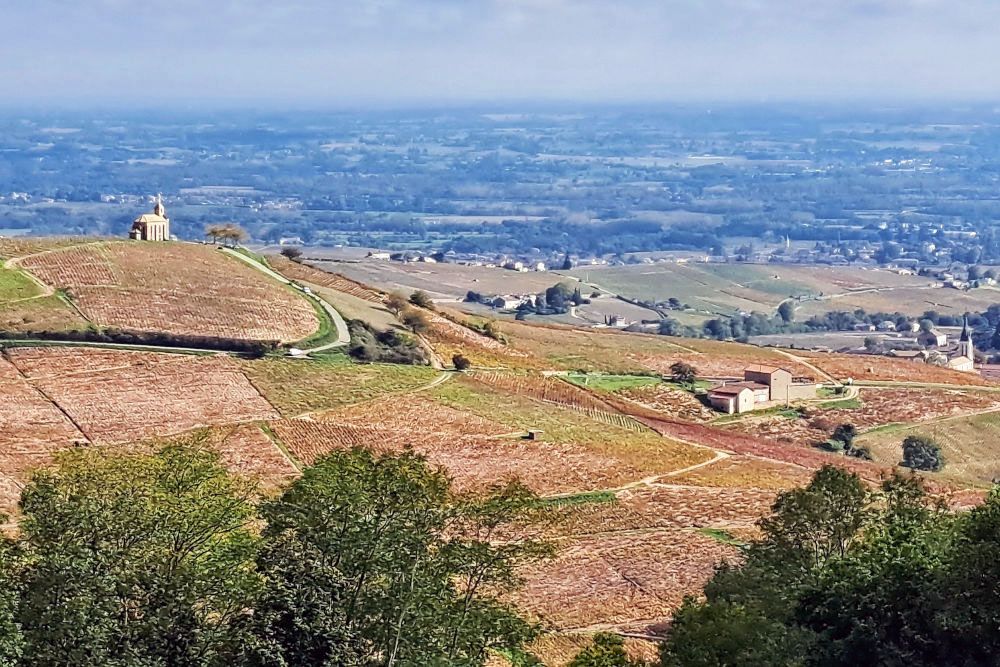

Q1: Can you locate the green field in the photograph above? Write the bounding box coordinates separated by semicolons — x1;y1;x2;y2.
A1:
0;266;42;302
242;356;439;416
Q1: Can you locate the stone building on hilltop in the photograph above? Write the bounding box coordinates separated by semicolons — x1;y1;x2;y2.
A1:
129;194;170;241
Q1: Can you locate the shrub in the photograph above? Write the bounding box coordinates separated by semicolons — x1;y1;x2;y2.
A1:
409;290;434;309
901;435;944;471
820;439;845;453
452;354;472;371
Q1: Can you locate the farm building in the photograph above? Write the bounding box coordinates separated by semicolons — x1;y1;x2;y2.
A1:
129;195;170;241
918;328;948;347
708;365;818;414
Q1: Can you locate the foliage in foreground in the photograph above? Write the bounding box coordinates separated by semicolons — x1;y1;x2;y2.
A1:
661;465;1000;667
0;440;550;667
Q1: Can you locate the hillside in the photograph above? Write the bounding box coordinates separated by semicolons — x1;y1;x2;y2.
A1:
0;241;996;665
14;241;320;342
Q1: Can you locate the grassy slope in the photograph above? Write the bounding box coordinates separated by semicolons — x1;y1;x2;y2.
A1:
857;410;1000;485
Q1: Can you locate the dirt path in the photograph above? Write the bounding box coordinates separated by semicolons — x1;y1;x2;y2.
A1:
219;247;351;353
772;347;839;384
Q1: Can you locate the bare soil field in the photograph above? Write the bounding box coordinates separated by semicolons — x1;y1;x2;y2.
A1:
7;348;278;443
20;242;318;341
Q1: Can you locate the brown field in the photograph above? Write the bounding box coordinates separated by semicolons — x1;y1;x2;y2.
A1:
613;383;715;422
0;236;108;260
0;357;86;514
270;418;647;496
796;351;994;386
516;529;737;630
268;255;386;303
524;635;658;667
190;423;299;492
318;393;508;437
20;243;318;341
6;348;278;443
669;455;812;489
640;417;885;480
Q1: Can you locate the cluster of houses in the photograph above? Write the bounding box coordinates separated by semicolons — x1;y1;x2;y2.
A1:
885;319;977;372
707;365;820;414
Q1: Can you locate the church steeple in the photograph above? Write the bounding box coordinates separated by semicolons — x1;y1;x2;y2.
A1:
153;193;165;218
957;315;974;361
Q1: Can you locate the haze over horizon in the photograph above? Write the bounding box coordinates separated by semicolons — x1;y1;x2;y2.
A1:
3;0;1000;108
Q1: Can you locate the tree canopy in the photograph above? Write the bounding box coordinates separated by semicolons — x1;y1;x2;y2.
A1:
0;439;550;667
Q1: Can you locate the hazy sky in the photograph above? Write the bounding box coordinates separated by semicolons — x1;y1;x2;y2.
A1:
3;0;999;107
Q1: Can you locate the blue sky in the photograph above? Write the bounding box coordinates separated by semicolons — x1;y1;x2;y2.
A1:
2;0;998;107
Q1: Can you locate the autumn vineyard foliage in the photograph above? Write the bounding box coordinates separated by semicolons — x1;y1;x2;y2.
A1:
2;239;1000;666
20;242;319;341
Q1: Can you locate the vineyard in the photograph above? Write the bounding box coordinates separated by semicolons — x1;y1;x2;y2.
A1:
0;236;107;260
7;349;278;444
20;242;319;341
318;393;509;438
193;423;299;491
721;387;1000;448
0;357;87;514
515;528;737;630
242;357;438;417
270;417;647;495
796;351;995;386
613;383;715;422
669;455;812;490
268;255;386;303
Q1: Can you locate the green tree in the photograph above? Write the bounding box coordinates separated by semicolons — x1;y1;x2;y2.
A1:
901;434;944;471
669;361;697;387
831;423;857;447
17;440;259;667
569;632;642;667
259;448;550;666
777;300;795;324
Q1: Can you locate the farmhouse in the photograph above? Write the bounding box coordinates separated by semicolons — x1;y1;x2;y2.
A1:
129;195;170;241
708;365;818;414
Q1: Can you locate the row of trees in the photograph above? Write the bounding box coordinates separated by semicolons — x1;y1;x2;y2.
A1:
0;441;556;666
661;466;998;666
